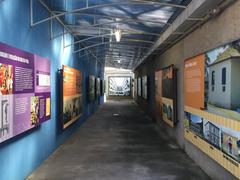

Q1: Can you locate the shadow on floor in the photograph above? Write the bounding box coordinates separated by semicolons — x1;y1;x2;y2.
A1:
28;100;210;180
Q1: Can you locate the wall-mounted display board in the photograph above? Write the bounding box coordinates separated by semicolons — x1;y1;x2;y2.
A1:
96;77;100;97
100;79;104;96
0;42;51;143
155;65;177;127
184;39;240;179
61;65;82;129
134;78;137;98
88;75;95;102
137;77;141;97
142;76;148;99
108;76;131;96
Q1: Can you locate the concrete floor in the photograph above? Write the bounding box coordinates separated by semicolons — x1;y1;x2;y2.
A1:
28;100;210;180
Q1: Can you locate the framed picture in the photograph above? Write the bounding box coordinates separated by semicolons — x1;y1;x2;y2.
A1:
155;65;177;127
142;76;148;100
88;75;95;102
96;77;100;97
137;77;141;97
100;79;104;96
61;65;82;129
108;76;131;97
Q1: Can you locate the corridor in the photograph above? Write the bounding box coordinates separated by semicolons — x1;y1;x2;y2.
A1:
28;101;209;180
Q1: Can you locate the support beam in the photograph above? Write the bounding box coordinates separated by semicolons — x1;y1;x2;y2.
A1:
65;32;156;48
73;41;153;53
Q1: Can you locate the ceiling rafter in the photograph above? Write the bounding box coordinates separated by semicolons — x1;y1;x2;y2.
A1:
73;41;154;53
31;1;187;27
33;0;104;64
64;32;157;48
53;11;171;25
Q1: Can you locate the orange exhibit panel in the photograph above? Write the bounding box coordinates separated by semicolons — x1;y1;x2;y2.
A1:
62;65;83;129
184;54;205;110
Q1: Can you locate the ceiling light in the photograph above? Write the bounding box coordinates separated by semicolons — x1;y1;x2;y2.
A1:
115;29;122;42
117;60;121;63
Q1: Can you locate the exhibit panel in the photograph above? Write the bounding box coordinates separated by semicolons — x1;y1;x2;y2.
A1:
155;70;163;119
155;65;177;127
0;42;51;144
134;78;137;99
61;65;83;129
137;77;141;97
88;75;95;102
108;76;131;97
184;39;240;179
100;79;104;96
142;76;148;100
96;77;101;97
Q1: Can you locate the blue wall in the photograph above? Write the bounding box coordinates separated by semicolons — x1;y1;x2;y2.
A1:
0;1;104;180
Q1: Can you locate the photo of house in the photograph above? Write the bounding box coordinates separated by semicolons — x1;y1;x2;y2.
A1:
221;127;240;162
205;39;240;121
203;120;221;149
162;103;173;122
208;47;240;109
185;112;204;137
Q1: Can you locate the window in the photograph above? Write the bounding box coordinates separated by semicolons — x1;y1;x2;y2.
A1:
222;86;226;92
211;71;215;85
222;68;226;85
211;71;215;92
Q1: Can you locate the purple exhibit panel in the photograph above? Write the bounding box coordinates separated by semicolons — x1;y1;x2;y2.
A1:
0;42;51;143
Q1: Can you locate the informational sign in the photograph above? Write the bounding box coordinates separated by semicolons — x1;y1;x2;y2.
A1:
96;77;100;97
134;78;137;99
184;39;240;179
62;65;82;129
155;65;177;127
137;77;141;97
100;79;104;96
155;70;163;118
142;76;148;100
0;42;51;143
88;75;95;102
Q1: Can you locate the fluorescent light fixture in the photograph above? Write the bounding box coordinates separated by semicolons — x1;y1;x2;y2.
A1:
117;60;121;63
115;29;122;42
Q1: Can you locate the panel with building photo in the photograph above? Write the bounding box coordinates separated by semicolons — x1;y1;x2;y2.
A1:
155;65;177;127
184;39;240;177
